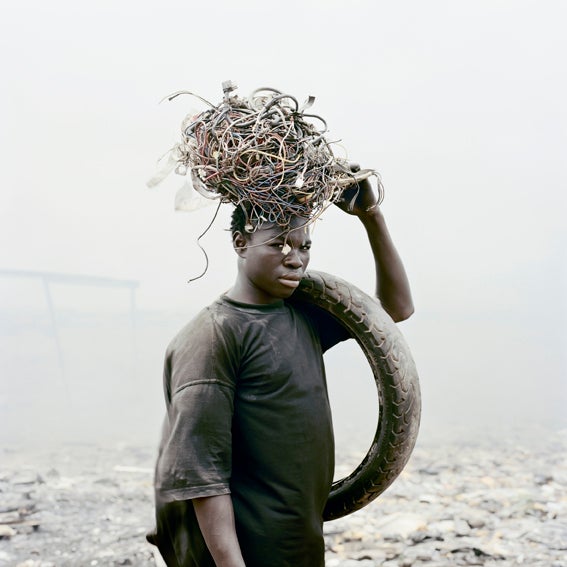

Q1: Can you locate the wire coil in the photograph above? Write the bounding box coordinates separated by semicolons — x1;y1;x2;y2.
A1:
167;82;373;229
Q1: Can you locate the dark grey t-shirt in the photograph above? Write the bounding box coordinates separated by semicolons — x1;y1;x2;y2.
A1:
153;296;350;567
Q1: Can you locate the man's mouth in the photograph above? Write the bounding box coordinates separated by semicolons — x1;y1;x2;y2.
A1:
278;275;302;288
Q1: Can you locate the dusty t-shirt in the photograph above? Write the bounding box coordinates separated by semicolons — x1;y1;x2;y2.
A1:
153;295;350;567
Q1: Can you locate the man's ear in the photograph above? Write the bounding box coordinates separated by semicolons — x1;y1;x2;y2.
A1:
233;231;248;257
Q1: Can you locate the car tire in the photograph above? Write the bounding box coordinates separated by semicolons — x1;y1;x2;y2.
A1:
290;270;421;521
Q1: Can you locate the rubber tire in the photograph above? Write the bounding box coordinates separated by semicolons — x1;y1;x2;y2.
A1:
289;270;421;521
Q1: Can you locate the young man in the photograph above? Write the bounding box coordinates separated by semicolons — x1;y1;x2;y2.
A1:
149;176;413;566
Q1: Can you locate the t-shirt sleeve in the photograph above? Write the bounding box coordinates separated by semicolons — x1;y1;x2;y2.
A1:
156;382;234;501
155;308;239;502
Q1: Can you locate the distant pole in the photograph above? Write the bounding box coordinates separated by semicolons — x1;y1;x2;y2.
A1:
129;286;138;383
0;269;139;392
42;276;68;394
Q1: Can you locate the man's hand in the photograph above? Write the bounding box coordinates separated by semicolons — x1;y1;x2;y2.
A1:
334;163;379;217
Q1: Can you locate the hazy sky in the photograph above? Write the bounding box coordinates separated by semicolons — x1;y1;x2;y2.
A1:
1;0;565;446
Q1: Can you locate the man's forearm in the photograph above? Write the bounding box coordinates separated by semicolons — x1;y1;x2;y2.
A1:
360;208;414;322
193;494;246;567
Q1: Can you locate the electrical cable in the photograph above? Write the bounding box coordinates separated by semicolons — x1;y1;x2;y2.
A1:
166;82;380;230
187;200;223;283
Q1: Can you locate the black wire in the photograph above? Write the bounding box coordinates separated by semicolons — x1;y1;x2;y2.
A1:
187;201;223;283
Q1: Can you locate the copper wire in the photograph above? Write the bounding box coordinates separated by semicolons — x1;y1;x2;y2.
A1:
170;83;374;229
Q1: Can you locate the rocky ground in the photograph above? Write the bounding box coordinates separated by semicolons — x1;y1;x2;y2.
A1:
1;429;565;567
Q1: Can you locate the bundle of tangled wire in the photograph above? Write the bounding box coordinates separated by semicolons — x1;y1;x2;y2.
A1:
166;81;376;230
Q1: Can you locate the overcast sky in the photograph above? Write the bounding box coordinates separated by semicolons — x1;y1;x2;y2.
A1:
1;0;565;446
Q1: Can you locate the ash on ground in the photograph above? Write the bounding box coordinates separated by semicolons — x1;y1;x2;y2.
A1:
1;429;566;567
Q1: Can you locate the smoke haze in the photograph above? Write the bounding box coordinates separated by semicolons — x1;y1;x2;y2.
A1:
1;1;565;458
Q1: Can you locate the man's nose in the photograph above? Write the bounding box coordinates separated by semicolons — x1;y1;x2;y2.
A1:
283;248;303;268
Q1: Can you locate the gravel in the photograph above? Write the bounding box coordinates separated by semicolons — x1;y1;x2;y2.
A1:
1;429;565;566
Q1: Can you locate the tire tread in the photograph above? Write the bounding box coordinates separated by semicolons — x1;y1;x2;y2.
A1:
290;270;421;521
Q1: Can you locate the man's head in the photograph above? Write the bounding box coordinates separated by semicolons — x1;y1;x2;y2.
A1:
228;206;312;305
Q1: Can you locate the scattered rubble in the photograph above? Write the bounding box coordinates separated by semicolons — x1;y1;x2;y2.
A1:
0;445;157;566
0;430;565;566
325;429;567;567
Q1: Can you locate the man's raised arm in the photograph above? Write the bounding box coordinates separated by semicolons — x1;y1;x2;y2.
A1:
335;170;414;322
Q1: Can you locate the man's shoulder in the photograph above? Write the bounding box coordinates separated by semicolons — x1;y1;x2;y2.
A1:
166;297;243;353
286;299;352;350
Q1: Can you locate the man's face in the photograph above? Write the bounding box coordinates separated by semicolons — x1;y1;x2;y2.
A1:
235;217;312;305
